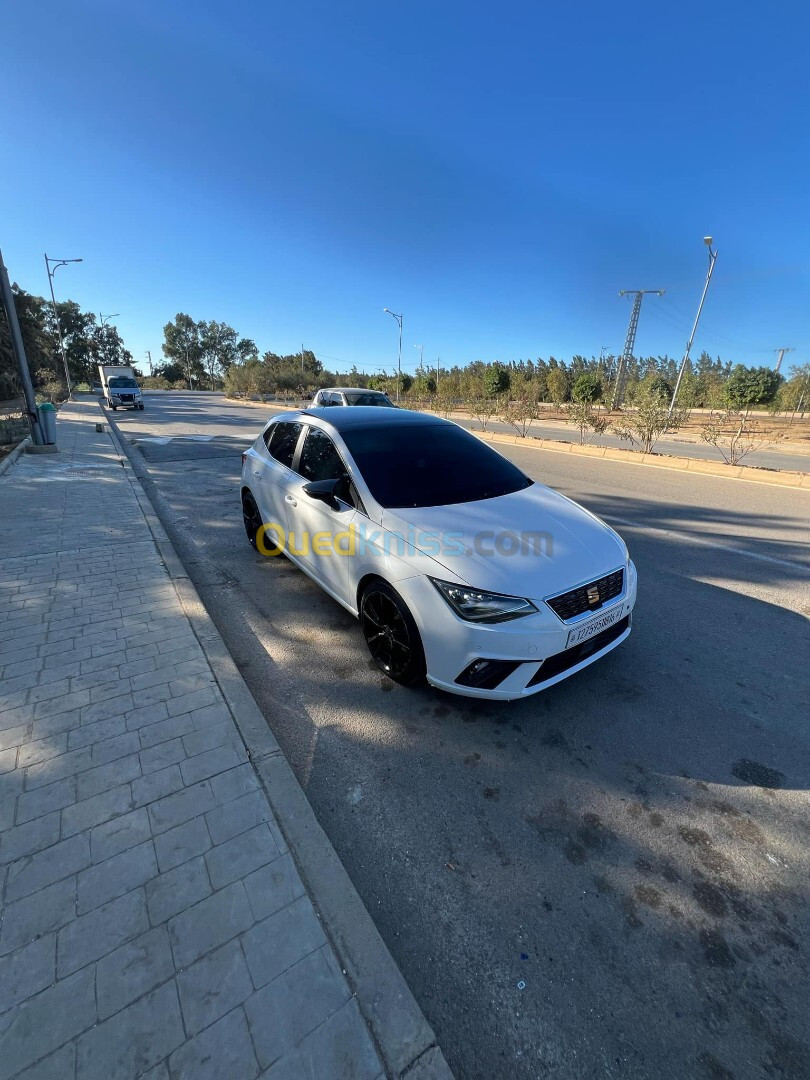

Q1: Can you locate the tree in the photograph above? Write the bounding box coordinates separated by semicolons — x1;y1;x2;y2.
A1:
547;366;570;405
724;365;783;413
502;385;539;438
483;364;510;397
162;314;205;388
571;373;603;404
612;383;689;454
701;412;780;466
199;320;239;389
564;401;609;445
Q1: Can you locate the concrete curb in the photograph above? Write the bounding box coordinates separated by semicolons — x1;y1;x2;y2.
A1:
0;435;31;477
228;399;809;488
99;403;453;1080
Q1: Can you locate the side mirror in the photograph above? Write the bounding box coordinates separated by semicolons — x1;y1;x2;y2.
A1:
302;477;341;510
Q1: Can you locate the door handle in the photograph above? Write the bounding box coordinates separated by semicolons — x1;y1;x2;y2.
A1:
252;470;261;478
285;494;298;507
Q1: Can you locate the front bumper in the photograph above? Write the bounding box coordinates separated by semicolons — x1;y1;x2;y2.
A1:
397;563;637;700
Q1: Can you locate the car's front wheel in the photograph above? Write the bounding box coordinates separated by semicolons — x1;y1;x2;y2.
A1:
360;581;426;686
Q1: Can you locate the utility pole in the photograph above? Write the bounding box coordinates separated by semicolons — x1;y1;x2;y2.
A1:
773;347;794;373
146;350;153;376
301;344;305;378
436;357;440;389
668;237;718;420
0;247;45;445
612;291;664;408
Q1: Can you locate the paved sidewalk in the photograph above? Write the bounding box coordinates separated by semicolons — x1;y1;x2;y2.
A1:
0;403;414;1079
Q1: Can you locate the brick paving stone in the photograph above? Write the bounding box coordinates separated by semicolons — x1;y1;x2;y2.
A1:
244;854;306;922
76;980;184;1080
58;888;149;977
153;816;211;873
146;854;212;925
241;896;326;989
297;999;382;1080
90;806;152;862
77;839;157;913
5;833;90;902
0;935;56;1015
176;938;253;1035
206;822;280;890
95;926;175;1020
0;876;77;956
168;1006;259;1080
0;967;96;1080
168;880;254;968
245;947;350;1070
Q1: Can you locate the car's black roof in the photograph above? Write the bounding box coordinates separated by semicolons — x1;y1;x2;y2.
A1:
297;406;449;431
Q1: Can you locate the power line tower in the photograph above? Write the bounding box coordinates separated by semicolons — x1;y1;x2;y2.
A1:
773;347;794;372
611;290;665;408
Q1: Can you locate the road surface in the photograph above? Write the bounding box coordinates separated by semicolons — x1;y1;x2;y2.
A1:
109;392;810;1080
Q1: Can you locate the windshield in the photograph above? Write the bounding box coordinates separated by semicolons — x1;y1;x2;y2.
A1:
342;423;532;508
109;377;138;388
345;393;396;407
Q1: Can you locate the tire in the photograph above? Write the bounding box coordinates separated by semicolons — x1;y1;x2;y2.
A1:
241;492;263;551
360;581;426;686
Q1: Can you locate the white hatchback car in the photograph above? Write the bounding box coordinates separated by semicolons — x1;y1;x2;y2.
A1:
241;408;637;700
311;387;397;408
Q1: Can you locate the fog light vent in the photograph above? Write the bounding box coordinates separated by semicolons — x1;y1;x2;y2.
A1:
455;658;522;690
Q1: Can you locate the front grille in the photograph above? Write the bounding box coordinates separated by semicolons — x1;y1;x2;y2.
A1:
546;568;624;622
527;615;630;686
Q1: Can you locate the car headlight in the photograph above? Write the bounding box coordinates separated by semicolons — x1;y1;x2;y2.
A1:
429;578;538;624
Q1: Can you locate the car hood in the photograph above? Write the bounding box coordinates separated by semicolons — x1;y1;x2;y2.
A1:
382;482;627;599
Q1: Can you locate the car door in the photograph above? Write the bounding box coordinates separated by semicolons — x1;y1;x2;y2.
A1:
253;421;305;550
283;426;359;605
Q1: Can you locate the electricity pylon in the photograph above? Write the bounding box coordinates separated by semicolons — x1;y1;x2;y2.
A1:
611;289;664;408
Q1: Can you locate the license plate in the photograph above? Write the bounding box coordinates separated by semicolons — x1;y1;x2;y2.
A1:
566;604;625;648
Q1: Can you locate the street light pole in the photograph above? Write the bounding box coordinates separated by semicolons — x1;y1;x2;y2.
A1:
0;247;45;445
383;308;403;403
668;237;718;420
413;343;423;374
44;254;82;400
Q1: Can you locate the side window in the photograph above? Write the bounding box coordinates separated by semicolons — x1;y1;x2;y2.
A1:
267;422;303;469
329;393;343;406
261;422;276;451
298;428;345;482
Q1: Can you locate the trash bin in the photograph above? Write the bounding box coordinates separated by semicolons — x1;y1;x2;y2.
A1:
37;402;57;445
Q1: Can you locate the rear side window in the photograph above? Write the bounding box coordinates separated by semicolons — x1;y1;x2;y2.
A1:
298;428;345;482
329;393;344;406
266;422;302;468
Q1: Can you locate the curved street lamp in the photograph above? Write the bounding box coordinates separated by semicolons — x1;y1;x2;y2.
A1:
44;254;82;399
668;237;718;419
383;308;403;403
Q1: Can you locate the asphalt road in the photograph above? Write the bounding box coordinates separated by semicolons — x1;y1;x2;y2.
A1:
111;393;810;1080
446;414;809;474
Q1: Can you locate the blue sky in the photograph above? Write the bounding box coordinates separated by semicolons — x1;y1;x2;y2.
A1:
2;0;808;378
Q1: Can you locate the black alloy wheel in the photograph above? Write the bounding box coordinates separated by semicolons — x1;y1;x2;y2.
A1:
360;581;426;686
242;492;263;550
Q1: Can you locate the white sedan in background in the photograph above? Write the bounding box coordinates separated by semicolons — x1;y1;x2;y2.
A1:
240;408;637;700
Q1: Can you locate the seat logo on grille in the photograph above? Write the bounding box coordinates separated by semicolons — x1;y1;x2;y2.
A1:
587;585;601;606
